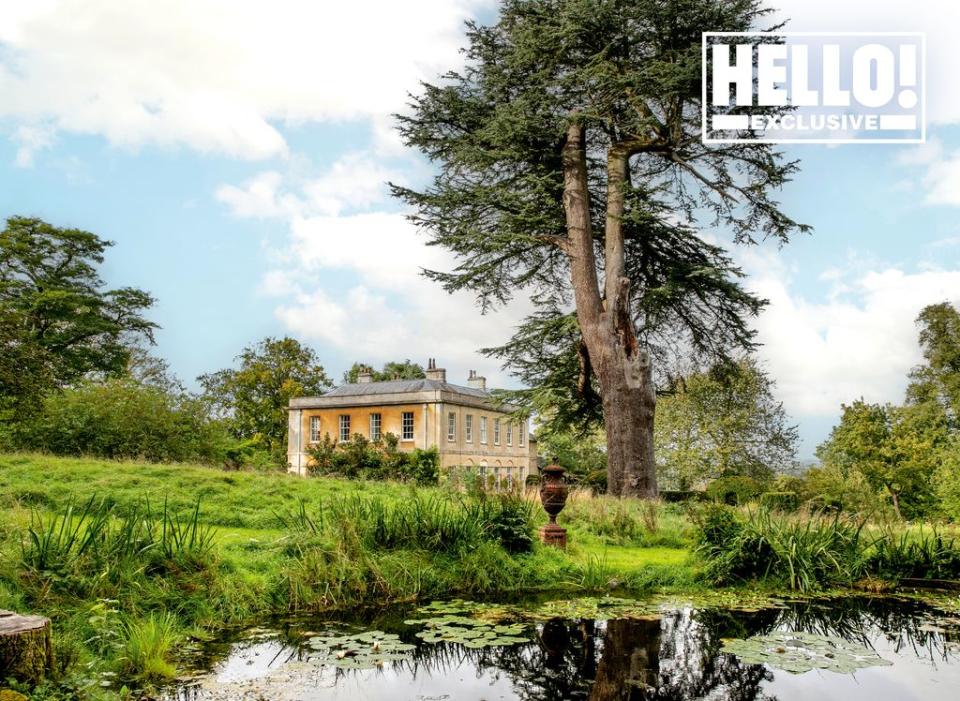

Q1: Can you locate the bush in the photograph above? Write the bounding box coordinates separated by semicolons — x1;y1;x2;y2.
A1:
15;378;227;463
705;476;766;505
306;433;440;484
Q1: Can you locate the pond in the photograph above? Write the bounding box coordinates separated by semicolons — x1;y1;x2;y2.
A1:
165;595;960;700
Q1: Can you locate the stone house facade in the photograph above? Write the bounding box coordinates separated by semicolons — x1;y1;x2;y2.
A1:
287;360;537;485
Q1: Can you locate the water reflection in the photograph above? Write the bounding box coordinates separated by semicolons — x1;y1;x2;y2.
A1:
169;597;960;701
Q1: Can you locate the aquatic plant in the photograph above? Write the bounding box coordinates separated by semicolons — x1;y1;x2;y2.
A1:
722;631;892;674
306;631;417;669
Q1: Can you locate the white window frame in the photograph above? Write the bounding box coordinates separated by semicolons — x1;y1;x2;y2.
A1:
309;416;321;443
401;411;415;441
338;414;351;443
465;414;473;443
506;422;513;446
494;418;501;445
447;412;456;441
479;416;488;444
519;422;525;447
369;413;382;441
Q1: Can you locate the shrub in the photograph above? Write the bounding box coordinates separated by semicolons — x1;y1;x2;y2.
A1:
306;433;440;484
16;378;226;463
705;476;766;505
866;528;960;580
759;491;799;512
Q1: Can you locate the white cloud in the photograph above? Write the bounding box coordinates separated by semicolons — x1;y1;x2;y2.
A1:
0;0;490;159
218;159;534;386
745;251;960;418
13;124;55;167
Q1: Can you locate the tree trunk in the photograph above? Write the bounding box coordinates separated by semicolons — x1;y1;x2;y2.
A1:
0;611;53;685
888;485;903;520
561;124;659;498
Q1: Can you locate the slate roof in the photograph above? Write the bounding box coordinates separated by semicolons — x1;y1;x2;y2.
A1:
322;378;490;400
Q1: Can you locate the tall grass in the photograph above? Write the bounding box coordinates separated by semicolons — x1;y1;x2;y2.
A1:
559;492;692;548
276;492;536;555
694;505;960;591
20;496;216;580
694;505;870;591
120;612;181;681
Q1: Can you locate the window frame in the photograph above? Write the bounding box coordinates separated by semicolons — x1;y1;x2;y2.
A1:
506;422;513;446
338;414;351;443
465;414;473;443
519;422;525;447
447;412;456;442
494;418;501;445
401;411;415;441
309;416;321;443
369;413;382;442
479;416;488;444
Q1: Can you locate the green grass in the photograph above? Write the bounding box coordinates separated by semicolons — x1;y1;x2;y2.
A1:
0;453;699;700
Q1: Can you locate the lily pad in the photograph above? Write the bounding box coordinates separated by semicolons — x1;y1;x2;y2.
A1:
306;630;416;669
526;596;659;622
407;611;530;649
722;632;893;674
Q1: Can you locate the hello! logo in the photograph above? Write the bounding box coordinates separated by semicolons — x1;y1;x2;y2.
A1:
702;32;925;144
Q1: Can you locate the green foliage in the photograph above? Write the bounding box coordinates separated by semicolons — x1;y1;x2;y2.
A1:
705;476;766;505
759;491;799;512
342;359;425;384
560;495;692;549
816;400;949;518
906;301;960;416
866;527;960;580
0;216;156;387
119;613;180;681
693;507;870;591
795;462;884;515
306;433;439;484
21;497;216;583
15;377;226;463
933;438;960;520
536;428;607;483
657;358;798;488
199;336;332;460
277;491;535;555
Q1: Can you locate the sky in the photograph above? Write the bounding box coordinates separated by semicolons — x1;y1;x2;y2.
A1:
1;0;959;459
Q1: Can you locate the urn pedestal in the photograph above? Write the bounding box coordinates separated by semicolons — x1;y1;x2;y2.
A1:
539;463;569;548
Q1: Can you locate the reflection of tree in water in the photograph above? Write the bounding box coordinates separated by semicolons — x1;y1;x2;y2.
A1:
475;609;775;701
590;610;775;701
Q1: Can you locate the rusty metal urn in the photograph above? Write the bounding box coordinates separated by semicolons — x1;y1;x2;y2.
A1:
539;463;569;547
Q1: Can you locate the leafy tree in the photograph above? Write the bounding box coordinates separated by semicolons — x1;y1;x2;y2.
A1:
342;359;425;384
655;358;797;489
537;428;607;483
0;216;157;386
0;306;53;428
394;0;805;496
907;301;960;421
816;400;949;519
198;337;332;459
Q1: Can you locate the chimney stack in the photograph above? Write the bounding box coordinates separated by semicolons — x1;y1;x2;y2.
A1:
425;357;447;382
357;366;374;384
467;369;487;391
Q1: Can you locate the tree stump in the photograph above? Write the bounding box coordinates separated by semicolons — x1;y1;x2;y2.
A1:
0;610;53;684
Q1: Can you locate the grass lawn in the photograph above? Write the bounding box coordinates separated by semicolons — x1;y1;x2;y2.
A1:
0;452;700;699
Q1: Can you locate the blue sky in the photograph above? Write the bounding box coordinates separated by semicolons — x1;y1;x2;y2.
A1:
1;1;959;458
